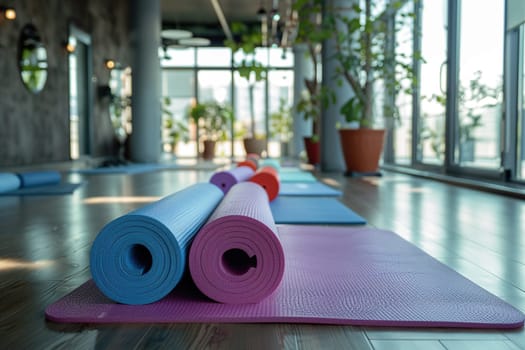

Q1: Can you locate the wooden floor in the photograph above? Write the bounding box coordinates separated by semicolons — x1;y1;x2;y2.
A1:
1;160;525;349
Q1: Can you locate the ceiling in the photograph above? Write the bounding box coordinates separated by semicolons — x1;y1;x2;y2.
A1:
160;0;290;46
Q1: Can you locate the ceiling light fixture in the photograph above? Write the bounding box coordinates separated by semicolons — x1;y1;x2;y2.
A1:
178;37;211;47
161;29;193;40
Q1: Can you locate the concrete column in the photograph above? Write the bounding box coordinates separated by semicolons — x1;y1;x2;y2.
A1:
292;44;313;158
129;0;162;163
320;0;353;172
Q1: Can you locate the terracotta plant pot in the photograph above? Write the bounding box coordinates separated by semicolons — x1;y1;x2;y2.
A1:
243;138;266;156
339;129;386;174
202;140;216;160
303;137;320;165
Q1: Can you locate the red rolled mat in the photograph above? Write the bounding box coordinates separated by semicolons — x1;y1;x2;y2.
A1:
249;166;280;201
189;182;285;304
237;159;257;172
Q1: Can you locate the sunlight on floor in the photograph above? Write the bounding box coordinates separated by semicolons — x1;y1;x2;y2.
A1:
0;258;55;271
83;196;161;205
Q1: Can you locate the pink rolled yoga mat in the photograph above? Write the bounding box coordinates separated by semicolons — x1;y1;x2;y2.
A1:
189;182;285;304
209;166;255;194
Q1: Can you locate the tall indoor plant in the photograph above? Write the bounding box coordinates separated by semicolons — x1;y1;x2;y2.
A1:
293;0;333;164
326;0;418;173
225;22;267;156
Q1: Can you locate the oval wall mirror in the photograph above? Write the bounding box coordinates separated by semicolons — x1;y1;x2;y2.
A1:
18;23;48;94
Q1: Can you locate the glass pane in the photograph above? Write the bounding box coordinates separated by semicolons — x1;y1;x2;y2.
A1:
233;47;269;66
161;47;195;67
418;0;447;165
234;71;266;157
519;26;525;180
198;70;233;158
197;70;232;103
456;0;504;168
268;47;294;67
267;70;294;158
161;70;196;156
197;47;231;67
393;1;414;164
162;70;194;97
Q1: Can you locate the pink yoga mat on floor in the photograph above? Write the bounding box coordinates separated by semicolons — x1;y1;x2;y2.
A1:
45;226;525;328
189;182;285;303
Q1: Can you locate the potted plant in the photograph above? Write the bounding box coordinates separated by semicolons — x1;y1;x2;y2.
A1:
323;0;418;174
293;0;334;165
224;22;268;156
188;101;233;160
269;98;293;157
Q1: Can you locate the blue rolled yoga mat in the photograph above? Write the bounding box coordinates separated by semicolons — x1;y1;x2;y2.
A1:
90;182;224;305
17;170;62;187
0;173;21;193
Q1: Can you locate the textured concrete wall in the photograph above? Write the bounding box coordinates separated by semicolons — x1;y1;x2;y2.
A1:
0;0;130;166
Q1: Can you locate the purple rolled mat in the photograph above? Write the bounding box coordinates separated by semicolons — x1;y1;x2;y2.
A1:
189;182;285;304
209;166;255;194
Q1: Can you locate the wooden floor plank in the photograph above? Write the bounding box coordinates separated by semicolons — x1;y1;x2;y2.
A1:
370;339;447;350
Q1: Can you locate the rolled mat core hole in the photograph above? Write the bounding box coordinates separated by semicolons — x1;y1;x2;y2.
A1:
127;244;153;276
221;248;257;276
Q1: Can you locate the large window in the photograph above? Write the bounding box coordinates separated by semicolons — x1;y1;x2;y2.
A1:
161;70;195;156
161;46;293;159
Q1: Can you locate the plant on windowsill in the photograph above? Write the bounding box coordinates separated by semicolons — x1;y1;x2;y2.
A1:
323;0;419;174
224;22;268;156
188;100;233;160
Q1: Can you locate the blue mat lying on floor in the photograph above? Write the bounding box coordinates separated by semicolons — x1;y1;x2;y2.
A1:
279;170;317;183
72;162;225;175
270;197;366;225
0;171;83;196
0;182;83;196
279;182;342;197
71;163;164;175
